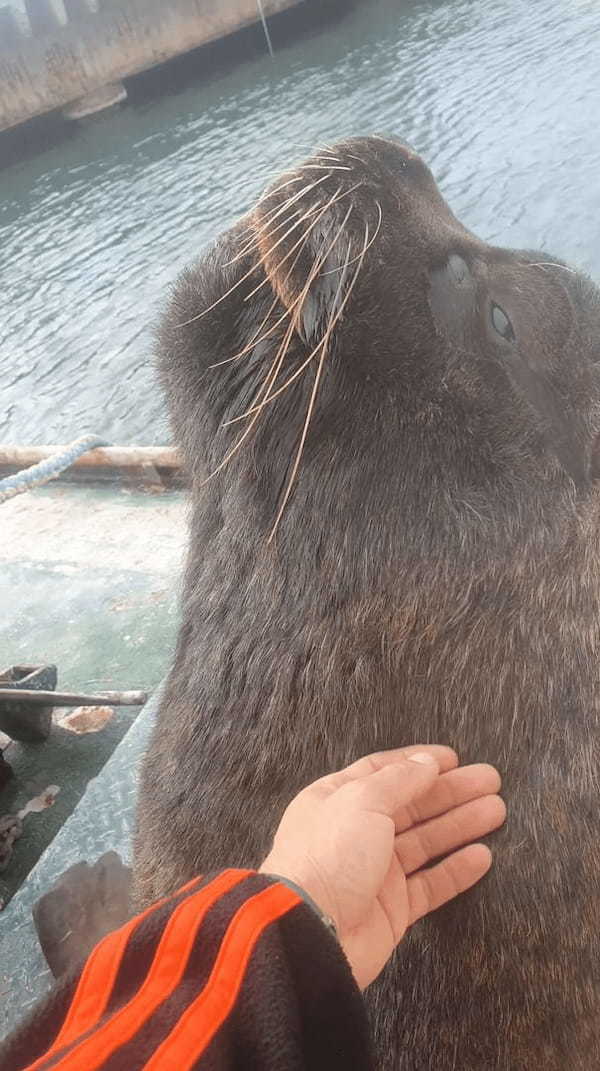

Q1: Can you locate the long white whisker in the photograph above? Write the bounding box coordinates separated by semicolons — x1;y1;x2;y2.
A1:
203;316;299;483
176;256;263;327
201;185;365;491
177;183;333;327
239;220;341;409
209;294;283;368
225;176;330;266
291;164;353;172
230;184;329;266
255;175;302;204
211;194;345;370
224;207;304;268
268;223;370;541
223;206;354;424
210;208;323;369
320;199;381;275
256;173;328;205
243;182;363;304
205;225;342;480
242;185;344;304
529;261;577;274
268;347;328;544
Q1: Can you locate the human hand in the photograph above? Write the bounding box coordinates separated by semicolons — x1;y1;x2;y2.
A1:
260;746;505;989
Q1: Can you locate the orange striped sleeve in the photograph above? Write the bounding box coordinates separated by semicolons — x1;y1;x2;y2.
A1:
50;875;203;1054
21;873;205;1071
141;882;301;1071
7;869;372;1071
45;869;251;1071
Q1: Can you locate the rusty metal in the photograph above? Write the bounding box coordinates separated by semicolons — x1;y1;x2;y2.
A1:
0;666;57;743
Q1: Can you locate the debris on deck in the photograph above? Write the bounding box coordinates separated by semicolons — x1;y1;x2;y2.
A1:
57;706;115;735
0;786;60;877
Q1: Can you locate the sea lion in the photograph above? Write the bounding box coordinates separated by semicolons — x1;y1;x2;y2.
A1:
134;135;600;1069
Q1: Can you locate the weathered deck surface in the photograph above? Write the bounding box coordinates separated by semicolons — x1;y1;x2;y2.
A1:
0;482;186;905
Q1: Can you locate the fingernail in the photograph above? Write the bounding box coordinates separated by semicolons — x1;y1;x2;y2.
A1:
408;752;438;766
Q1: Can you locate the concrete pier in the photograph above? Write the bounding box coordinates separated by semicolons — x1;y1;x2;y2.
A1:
0;0;304;132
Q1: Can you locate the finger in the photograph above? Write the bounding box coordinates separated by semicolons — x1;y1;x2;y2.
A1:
407;843;492;925
396;794;506;875
332;754;443;820
310;746;458;798
394;764;502;833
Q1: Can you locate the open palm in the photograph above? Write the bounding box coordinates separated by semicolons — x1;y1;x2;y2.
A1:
261;746;505;989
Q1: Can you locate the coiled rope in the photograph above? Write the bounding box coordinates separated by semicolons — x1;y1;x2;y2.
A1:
0;434;110;504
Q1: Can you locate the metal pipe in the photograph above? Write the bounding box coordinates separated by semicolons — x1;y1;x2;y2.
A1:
0;688;148;707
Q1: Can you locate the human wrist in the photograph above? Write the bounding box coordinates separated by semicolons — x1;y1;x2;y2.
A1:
263;872;338;941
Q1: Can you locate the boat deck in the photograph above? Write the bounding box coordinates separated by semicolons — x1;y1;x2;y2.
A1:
0;685;160;1038
0;482;186;906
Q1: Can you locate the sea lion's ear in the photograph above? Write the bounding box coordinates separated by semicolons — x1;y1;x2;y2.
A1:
504;354;588;487
261;251;351;350
296;264;349;348
256;212;353;350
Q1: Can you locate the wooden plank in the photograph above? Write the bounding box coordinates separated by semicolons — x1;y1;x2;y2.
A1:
0;445;182;471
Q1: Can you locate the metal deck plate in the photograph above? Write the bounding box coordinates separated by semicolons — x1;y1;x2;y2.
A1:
0;483;186;902
0;685;160;1040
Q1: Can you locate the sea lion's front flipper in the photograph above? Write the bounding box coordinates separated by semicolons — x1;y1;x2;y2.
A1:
32;851;131;978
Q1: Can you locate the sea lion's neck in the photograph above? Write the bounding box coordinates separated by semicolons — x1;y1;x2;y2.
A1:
176;488;600;791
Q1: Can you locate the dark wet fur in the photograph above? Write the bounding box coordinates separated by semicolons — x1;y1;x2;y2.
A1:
134;137;600;1069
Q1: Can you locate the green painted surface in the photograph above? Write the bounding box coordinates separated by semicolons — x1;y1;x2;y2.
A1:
0;483;186;904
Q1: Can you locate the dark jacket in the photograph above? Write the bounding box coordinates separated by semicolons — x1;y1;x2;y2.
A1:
0;869;373;1071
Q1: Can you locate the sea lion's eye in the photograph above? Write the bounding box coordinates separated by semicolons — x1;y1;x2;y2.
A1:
490;303;515;342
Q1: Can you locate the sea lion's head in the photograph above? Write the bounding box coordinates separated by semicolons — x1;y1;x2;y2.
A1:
159;136;600;578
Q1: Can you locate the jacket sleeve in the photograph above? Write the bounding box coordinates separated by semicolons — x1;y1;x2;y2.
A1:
0;869;374;1071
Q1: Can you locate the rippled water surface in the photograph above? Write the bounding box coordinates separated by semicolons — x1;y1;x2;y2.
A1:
1;0;600;445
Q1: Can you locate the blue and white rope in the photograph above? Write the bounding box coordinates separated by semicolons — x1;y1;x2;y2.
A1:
0;435;110;504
